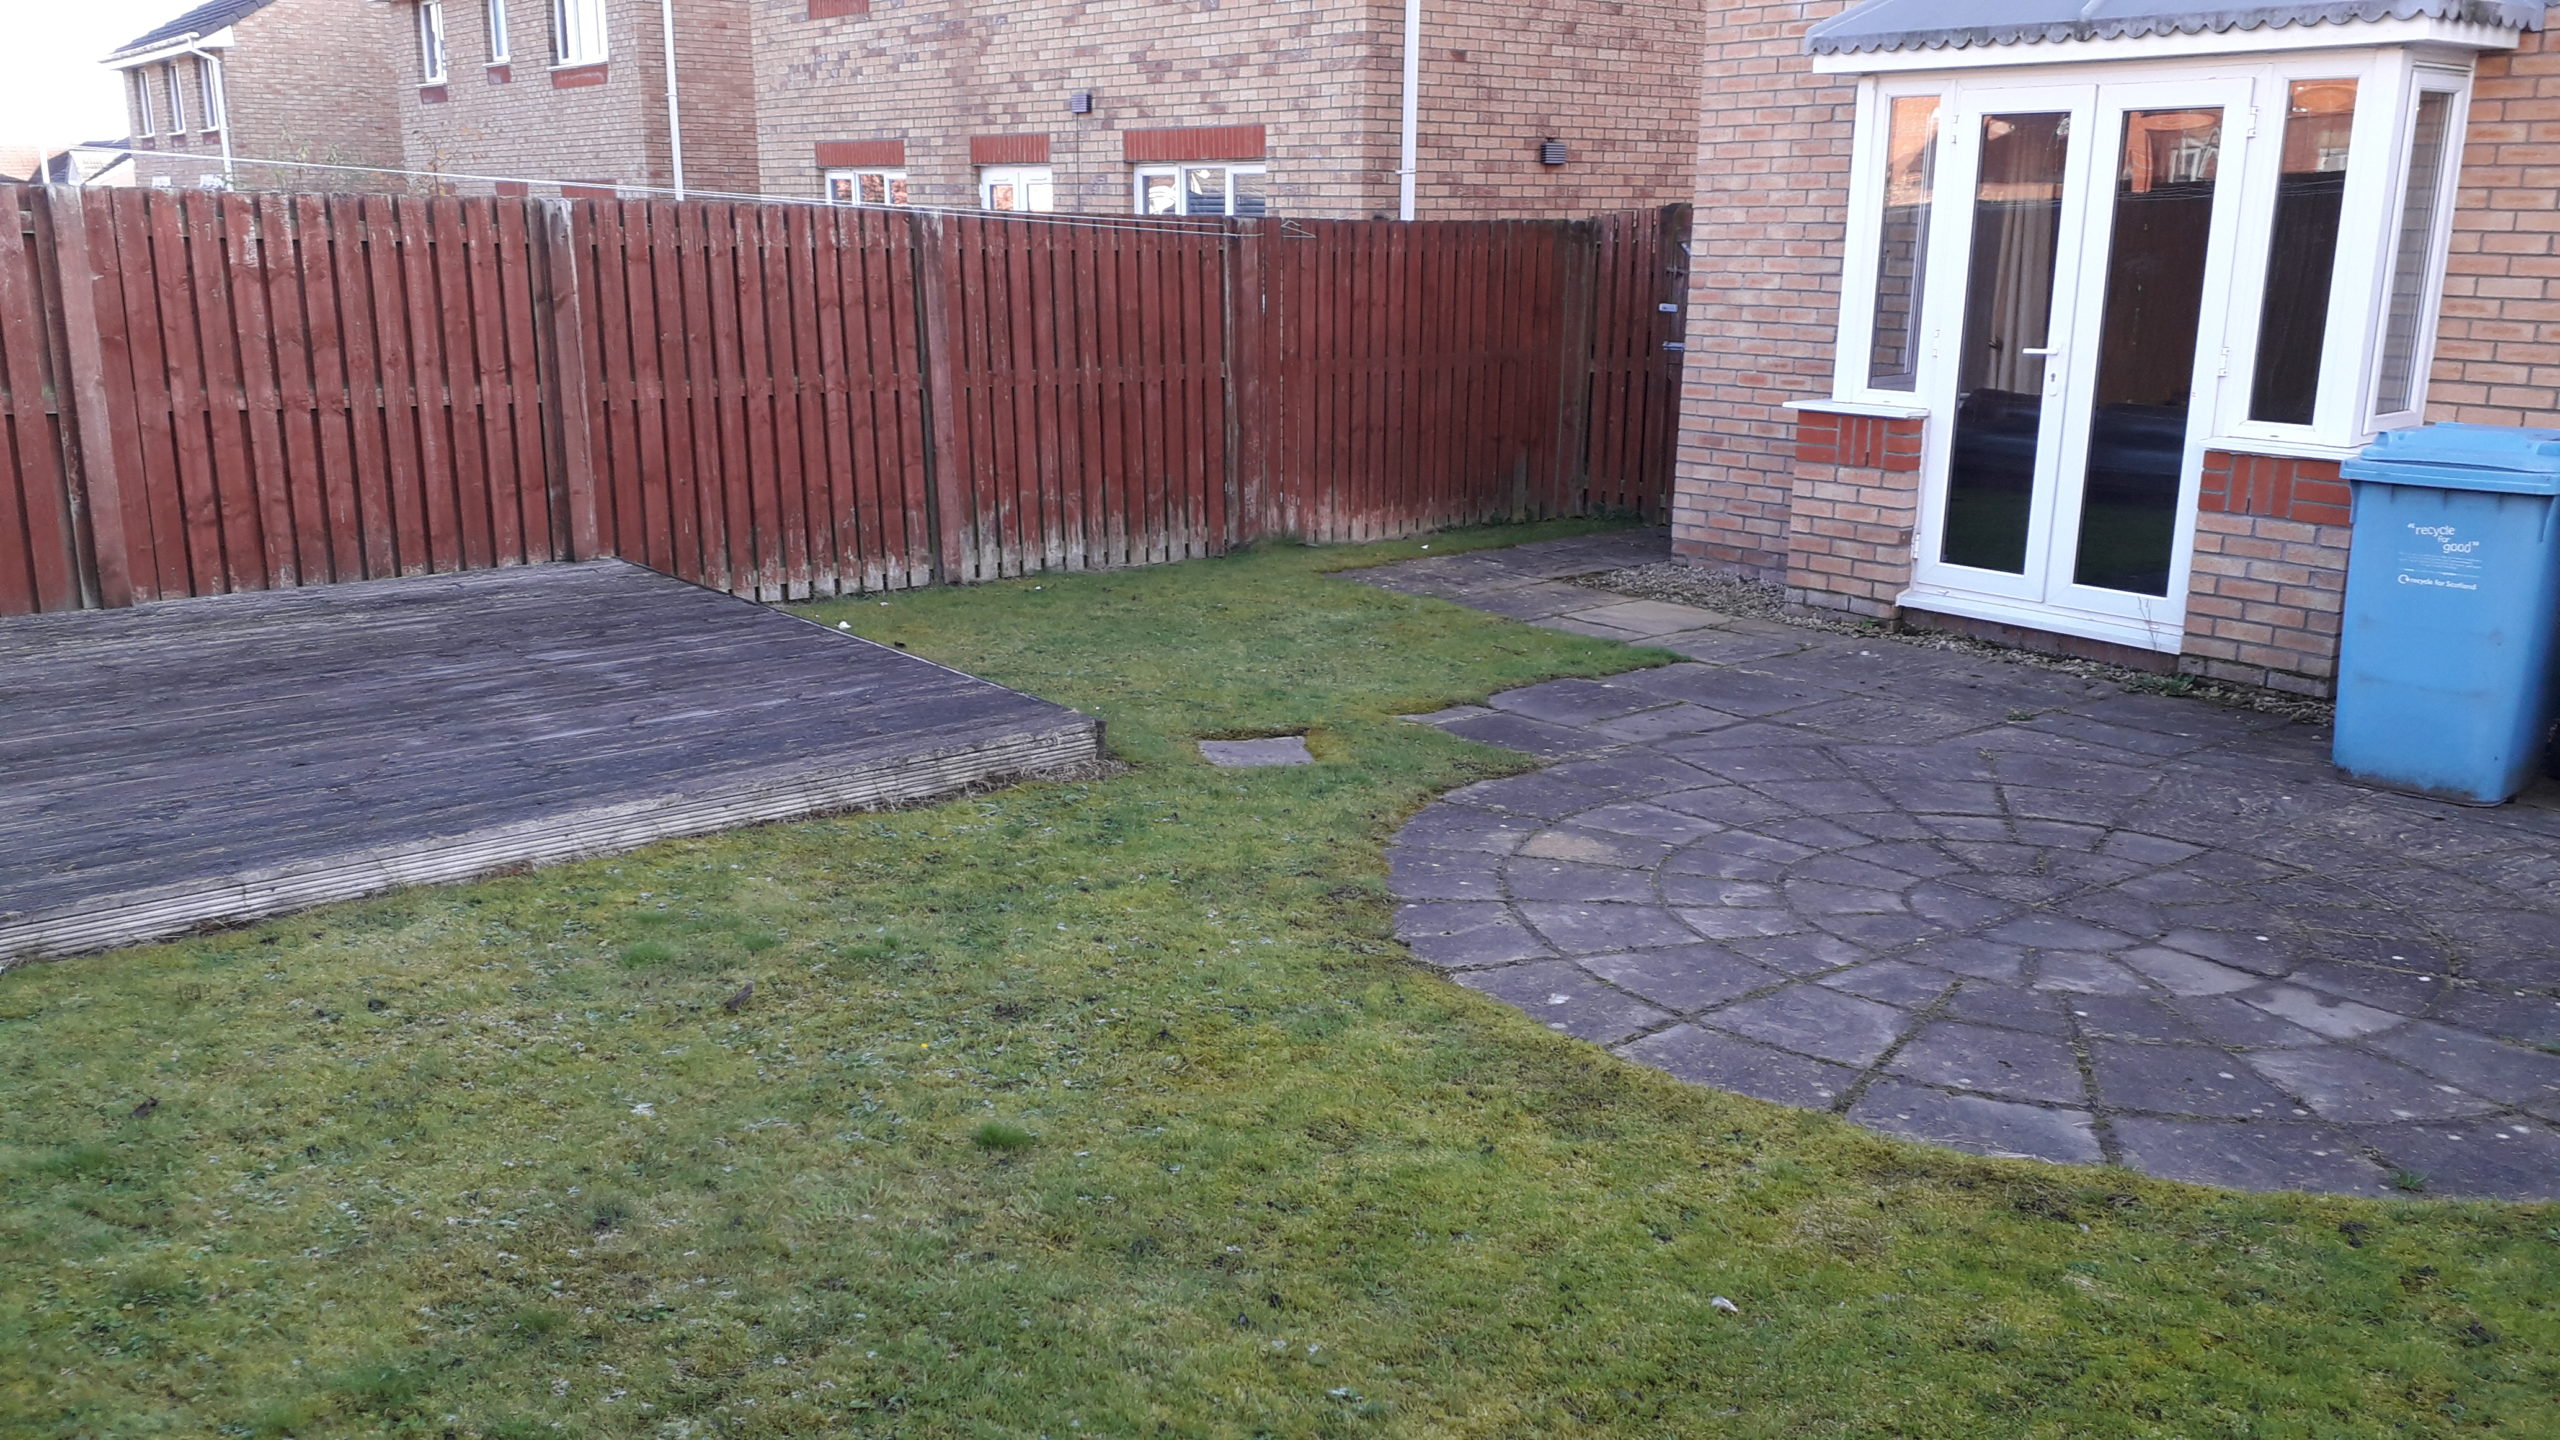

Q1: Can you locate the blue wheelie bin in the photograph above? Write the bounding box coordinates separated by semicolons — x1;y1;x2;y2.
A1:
2334;423;2560;805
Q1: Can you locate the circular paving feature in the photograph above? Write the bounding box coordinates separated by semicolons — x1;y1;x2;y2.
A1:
1391;663;2560;1199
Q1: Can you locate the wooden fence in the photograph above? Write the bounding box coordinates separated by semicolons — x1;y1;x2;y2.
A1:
0;185;1689;616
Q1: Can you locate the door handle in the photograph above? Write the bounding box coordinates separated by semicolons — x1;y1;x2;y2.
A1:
2021;346;2061;357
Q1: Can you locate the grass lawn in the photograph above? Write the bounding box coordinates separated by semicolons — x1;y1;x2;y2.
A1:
4;522;2556;1439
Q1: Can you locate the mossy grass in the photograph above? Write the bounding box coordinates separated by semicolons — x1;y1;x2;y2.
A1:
3;521;2554;1437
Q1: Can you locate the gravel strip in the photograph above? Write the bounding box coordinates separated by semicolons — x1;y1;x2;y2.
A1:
1572;562;2336;726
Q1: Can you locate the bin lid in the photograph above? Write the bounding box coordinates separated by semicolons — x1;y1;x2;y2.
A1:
2341;423;2560;496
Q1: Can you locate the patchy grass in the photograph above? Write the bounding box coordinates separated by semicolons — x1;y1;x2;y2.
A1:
2;521;2555;1439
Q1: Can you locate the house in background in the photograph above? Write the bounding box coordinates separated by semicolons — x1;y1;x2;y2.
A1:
750;0;1704;218
1676;0;2560;698
103;0;404;192
42;146;139;187
388;0;761;197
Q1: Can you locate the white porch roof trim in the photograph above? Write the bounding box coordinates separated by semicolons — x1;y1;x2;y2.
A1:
1807;0;2545;56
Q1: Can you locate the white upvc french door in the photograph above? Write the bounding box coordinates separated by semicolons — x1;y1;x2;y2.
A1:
1907;73;2254;651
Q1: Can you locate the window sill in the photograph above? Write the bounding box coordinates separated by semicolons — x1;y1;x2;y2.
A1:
487;63;513;83
2202;433;2371;463
549;61;609;89
419;84;450;103
1786;397;1930;421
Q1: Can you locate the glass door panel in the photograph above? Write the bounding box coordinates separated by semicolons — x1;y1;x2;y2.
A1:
1941;111;2073;576
2070;106;2224;597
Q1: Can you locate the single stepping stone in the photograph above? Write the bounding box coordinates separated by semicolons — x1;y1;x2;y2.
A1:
1200;735;1313;768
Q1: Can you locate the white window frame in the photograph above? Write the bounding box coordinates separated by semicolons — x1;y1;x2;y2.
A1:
419;1;449;84
487;0;511;65
199;55;226;130
2363;64;2473;432
824;168;910;207
1132;163;1269;217
134;69;156;136
165;63;188;133
1826;45;2480;459
552;0;608;67
978;164;1056;213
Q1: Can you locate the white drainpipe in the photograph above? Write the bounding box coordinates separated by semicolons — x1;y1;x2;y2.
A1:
660;0;686;200
180;46;236;187
1398;0;1421;220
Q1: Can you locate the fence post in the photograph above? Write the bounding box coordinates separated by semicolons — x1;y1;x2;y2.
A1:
536;198;603;561
912;209;971;585
1548;218;1600;519
1224;218;1269;550
40;187;133;608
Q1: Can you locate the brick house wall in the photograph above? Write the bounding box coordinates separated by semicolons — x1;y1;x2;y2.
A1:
1670;9;2555;697
1411;0;1705;216
750;0;1701;218
1670;0;1854;580
2184;454;2355;695
392;0;760;196
2432;28;2560;427
116;0;406;192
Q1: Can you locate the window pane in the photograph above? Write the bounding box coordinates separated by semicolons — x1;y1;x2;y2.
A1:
1141;173;1179;215
2073;108;2223;597
1183;166;1226;216
1868;95;1938;390
2376;90;2454;415
1231;168;1268;217
859;173;886;205
1941;111;2071;576
826;175;855;204
2248;80;2356;426
987;183;1018;211
888;176;909;205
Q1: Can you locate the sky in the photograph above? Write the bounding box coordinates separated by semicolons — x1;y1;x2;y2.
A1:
0;0;184;152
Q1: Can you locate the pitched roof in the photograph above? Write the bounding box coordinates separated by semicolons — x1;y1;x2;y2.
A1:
0;146;46;183
1807;0;2546;55
108;0;282;60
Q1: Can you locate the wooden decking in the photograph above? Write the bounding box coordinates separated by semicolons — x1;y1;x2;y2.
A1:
0;561;1102;965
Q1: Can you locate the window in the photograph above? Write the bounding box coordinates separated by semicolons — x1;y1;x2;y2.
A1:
979;165;1055;213
1832;52;2471;449
487;0;511;64
2247;80;2357;426
419;1;449;84
826;168;909;207
2374;86;2458;420
553;0;607;65
1866;95;1937;391
1134;164;1268;217
165;63;187;133
133;70;155;136
199;54;225;130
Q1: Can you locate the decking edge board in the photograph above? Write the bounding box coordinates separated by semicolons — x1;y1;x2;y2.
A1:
0;719;1103;968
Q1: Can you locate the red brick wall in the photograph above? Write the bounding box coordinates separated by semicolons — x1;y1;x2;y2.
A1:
2433;28;2560;427
2182;452;2353;694
394;0;760;196
1783;410;1921;619
750;0;1700;218
1671;1;1855;579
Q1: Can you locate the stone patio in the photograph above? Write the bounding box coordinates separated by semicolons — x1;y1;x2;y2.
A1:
1362;532;2560;1200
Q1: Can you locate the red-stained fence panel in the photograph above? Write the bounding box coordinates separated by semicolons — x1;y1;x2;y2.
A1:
0;189;83;614
0;185;1686;617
